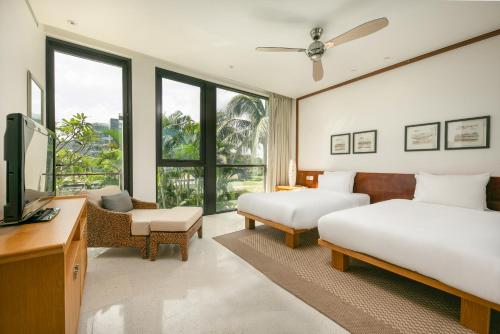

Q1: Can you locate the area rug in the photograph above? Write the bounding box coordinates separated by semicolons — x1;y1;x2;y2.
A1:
214;226;499;334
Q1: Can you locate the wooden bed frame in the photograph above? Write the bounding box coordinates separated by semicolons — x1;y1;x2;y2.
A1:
237;211;311;248
318;239;500;334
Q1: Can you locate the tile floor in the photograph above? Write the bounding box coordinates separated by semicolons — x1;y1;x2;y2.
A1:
79;212;349;334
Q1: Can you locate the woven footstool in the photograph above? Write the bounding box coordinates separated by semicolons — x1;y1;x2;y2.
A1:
149;207;203;261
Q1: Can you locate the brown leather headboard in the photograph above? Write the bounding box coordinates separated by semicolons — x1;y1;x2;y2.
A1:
297;170;500;211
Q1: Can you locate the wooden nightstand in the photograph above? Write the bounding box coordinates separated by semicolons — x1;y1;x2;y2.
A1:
275;185;306;192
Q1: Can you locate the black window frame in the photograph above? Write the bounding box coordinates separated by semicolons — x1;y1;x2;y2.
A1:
214;85;267;213
155;68;206;167
155;68;268;214
46;37;133;194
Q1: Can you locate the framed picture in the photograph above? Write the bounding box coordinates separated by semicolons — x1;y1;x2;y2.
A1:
27;71;44;125
330;133;350;155
405;122;440;152
445;116;490;150
353;130;377;154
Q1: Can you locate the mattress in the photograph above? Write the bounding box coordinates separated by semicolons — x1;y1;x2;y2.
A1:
237;189;370;229
318;199;500;305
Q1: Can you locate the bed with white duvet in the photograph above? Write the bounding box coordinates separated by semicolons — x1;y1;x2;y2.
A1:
318;199;500;305
238;188;370;229
237;171;370;248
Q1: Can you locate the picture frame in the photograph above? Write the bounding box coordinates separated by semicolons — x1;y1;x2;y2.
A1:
330;133;350;155
405;122;440;152
445;116;490;150
27;71;44;125
353;130;377;154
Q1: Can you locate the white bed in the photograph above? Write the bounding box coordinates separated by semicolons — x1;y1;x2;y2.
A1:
318;199;500;305
238;188;370;229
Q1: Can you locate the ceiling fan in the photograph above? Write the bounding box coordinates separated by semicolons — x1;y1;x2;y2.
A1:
256;17;389;81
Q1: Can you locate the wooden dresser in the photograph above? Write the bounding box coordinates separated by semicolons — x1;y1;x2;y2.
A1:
0;196;88;334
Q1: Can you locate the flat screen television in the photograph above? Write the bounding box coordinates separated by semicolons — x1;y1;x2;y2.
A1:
3;113;57;224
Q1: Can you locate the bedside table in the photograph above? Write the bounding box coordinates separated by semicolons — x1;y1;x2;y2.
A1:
275;185;306;192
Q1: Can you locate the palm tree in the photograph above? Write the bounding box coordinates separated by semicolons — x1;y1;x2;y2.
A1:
216;110;251;163
162;111;201;160
157;95;268;209
220;95;268;163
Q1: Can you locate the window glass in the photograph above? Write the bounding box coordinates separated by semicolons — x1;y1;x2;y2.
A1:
161;78;201;160
157;167;204;208
216;88;268;165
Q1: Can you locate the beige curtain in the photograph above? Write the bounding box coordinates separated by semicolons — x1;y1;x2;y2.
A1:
266;93;292;191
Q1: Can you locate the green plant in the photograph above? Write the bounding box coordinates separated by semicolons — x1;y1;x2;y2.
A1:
55;113;124;192
157;94;268;210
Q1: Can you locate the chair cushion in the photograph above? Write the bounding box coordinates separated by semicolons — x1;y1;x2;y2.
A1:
149;207;203;232
85;185;121;207
129;209;169;236
129;207;202;235
130;216;151;236
101;191;133;212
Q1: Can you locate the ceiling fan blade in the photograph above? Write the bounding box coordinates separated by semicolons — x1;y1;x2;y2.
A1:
313;60;324;81
324;17;388;49
256;47;306;52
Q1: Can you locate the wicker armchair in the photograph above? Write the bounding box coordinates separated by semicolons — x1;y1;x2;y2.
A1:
85;187;157;258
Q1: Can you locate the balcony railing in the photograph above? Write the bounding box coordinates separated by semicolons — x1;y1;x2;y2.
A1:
56;172;121;195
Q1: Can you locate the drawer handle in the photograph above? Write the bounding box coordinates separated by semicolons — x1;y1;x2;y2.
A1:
73;264;80;280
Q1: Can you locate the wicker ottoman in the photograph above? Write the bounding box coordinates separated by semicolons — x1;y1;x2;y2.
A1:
149;207;203;261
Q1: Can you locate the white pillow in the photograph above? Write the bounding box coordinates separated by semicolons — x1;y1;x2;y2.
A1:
318;171;356;193
324;170;356;192
413;172;490;210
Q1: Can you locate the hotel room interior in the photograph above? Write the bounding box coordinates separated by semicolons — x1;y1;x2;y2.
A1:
1;0;500;333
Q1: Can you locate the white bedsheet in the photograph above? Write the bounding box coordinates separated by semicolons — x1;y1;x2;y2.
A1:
237;189;370;229
318;199;500;304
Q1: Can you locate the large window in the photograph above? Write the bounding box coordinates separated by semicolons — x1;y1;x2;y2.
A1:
160;78;201;161
216;88;267;211
46;38;132;195
156;69;268;214
156;70;205;209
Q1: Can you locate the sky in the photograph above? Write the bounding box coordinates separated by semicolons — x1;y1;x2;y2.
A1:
162;78;200;121
54;51;265;128
161;79;244;122
54;51;123;125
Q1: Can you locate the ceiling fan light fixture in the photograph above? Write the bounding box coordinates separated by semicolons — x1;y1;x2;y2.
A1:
306;40;325;61
255;17;389;81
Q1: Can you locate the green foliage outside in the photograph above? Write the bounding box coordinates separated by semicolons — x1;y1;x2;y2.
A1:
55;94;268;211
158;94;268;210
55;113;123;194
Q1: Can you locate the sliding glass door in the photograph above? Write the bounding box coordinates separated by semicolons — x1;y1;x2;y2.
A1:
46;38;132;195
156;69;268;214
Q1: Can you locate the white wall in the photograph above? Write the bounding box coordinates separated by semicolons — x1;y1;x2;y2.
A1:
0;0;46;220
43;26;270;202
298;35;500;176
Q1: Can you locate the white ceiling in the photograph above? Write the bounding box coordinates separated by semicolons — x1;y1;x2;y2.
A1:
30;0;500;98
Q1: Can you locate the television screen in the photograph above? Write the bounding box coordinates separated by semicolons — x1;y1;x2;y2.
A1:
4;114;55;223
22;120;55;218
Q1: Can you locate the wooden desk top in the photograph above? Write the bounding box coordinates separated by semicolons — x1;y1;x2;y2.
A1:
0;197;86;262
